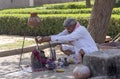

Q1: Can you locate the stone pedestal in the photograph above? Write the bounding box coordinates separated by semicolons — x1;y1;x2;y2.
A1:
83;49;120;78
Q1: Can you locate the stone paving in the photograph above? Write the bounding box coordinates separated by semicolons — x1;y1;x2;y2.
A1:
0;35;75;79
0;50;76;79
0;35;120;79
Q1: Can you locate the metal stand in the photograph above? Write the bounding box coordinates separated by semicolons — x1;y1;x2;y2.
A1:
49;42;56;60
19;33;26;69
2;33;26;75
18;28;38;69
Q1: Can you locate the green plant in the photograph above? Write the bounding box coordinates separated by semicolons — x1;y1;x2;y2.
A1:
43;2;90;9
115;0;120;7
0;14;120;38
1;8;120;15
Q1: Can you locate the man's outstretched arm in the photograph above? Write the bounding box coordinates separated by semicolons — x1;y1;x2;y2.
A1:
35;36;51;43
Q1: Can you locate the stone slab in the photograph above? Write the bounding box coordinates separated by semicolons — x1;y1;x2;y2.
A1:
89;76;119;79
83;49;120;77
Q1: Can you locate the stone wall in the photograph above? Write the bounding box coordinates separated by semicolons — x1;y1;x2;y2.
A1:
0;0;29;9
83;49;120;79
0;0;81;9
34;0;74;5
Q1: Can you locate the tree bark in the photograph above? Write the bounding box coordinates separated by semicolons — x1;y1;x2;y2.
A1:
86;0;91;8
87;0;116;44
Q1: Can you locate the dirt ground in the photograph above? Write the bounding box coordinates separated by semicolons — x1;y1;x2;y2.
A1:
0;35;34;45
1;35;120;79
0;35;76;79
0;52;76;79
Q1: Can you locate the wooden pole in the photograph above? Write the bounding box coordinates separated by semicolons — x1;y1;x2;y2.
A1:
0;43;59;57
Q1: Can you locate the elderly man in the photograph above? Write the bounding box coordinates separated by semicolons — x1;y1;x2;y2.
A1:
35;18;98;63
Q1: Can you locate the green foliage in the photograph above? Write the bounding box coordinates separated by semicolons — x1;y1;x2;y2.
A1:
109;15;120;38
1;8;120;15
115;0;120;7
0;14;89;36
43;1;90;9
0;14;28;35
0;14;120;38
0;8;92;14
0;1;119;38
112;8;120;15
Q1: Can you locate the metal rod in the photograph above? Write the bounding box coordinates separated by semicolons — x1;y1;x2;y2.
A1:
19;32;26;69
49;42;53;51
49;42;53;58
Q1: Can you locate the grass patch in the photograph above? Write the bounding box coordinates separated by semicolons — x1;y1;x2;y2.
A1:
0;40;35;51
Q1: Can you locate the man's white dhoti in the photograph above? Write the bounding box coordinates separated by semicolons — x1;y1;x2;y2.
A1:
61;44;75;54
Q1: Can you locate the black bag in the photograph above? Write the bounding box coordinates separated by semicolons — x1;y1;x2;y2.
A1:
31;49;47;71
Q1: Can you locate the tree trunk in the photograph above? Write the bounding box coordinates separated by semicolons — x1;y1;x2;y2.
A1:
86;0;91;8
87;0;116;44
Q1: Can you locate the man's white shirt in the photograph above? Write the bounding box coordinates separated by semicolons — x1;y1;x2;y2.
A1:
51;25;98;56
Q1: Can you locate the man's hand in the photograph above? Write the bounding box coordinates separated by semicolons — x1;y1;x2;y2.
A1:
35;37;42;43
35;36;51;43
